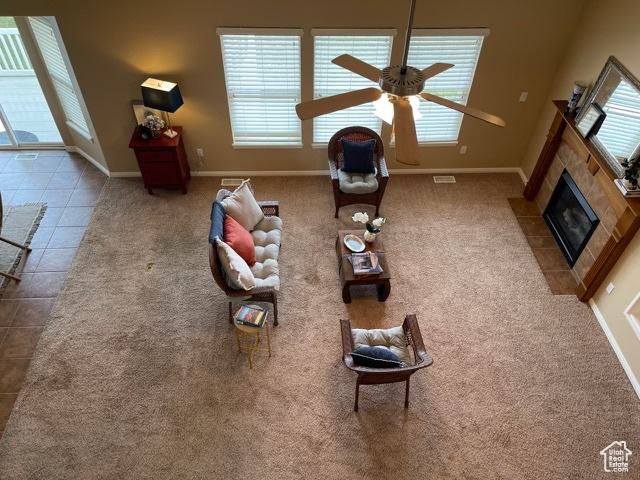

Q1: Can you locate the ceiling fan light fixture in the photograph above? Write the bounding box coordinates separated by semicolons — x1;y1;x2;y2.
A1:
373;95;394;125
373;94;422;125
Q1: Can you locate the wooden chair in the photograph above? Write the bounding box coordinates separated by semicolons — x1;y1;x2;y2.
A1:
328;126;389;218
0;192;32;282
340;315;433;411
208;189;280;326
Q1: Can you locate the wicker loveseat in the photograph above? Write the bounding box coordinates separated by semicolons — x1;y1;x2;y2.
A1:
208;186;282;325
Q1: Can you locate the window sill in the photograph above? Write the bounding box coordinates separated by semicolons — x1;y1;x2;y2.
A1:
232;143;303;149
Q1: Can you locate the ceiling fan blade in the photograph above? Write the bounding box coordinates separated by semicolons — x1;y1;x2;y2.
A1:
393;98;420;166
296;88;382;120
332;54;382;83
421;63;454;81
420;93;507;127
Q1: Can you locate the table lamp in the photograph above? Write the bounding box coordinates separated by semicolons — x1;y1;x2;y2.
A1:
141;78;184;138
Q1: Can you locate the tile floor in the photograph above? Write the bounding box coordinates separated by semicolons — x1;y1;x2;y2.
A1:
0;149;106;437
508;198;578;295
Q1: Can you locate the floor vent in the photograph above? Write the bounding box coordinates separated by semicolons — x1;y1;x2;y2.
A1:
15;153;38;160
433;175;456;183
221;178;244;187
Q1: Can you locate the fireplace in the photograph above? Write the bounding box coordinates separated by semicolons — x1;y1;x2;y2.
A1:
543;170;599;267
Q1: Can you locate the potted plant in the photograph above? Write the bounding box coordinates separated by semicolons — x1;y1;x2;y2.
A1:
621;158;639;190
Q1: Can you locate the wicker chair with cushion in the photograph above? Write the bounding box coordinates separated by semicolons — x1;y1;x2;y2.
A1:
340;314;433;411
328;126;389;218
209;183;281;326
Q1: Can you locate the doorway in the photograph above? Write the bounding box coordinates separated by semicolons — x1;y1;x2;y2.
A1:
0;17;62;148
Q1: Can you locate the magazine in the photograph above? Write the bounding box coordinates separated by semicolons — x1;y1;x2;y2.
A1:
350;252;383;275
234;304;267;327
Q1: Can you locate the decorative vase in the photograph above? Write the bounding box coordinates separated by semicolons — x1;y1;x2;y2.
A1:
151;129;162;139
622;178;638;190
363;230;377;243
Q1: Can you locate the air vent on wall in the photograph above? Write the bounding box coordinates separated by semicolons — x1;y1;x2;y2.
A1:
15;153;38;160
221;178;244;187
433;175;456;183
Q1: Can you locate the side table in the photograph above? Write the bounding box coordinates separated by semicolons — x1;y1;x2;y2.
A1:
128;126;190;194
234;308;271;369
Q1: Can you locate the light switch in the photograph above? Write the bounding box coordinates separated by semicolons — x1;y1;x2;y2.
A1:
606;282;615;294
519;92;528;102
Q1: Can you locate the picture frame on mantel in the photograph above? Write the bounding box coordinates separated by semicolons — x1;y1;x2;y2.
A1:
576;102;606;138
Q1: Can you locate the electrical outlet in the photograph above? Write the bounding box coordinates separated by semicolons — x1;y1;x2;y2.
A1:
606;282;615;294
519;92;528;102
460;146;467;154
197;148;204;157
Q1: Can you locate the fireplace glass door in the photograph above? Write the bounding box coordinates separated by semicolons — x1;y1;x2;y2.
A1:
543;170;599;267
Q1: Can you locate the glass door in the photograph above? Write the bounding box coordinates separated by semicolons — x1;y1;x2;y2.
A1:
0;17;62;148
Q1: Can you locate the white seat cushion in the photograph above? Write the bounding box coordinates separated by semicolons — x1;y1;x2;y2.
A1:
351;325;413;365
250;215;282;292
338;168;378;194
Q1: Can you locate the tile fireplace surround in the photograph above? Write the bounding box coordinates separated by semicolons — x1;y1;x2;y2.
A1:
523;100;640;301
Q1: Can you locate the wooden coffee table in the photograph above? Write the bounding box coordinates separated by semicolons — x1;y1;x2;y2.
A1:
335;230;391;303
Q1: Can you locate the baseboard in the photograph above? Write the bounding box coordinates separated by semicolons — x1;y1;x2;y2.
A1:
109;171;142;178
65;146;110;176
110;166;529;178
589;299;640;399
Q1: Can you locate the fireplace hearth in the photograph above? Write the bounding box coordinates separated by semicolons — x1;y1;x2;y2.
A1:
543;170;599;267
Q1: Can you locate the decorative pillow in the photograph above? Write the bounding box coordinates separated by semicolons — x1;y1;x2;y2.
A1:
340;138;376;174
208;201;226;245
224;214;256;266
350;346;403;368
220;179;264;231
215;237;256;290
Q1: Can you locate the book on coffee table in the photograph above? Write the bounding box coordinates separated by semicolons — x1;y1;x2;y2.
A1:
350;252;383;275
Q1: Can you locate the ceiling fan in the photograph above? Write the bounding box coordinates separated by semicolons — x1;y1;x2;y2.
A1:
295;0;506;166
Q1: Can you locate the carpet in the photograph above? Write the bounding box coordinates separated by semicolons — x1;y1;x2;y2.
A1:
0;175;638;479
0;202;46;293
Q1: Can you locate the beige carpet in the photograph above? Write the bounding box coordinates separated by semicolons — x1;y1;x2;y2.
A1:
0;202;46;293
0;174;638;479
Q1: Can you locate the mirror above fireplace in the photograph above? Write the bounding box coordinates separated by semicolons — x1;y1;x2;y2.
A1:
575;56;640;177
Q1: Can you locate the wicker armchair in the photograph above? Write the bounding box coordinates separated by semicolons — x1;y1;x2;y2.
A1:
209;189;280;326
328;126;389;218
340;315;432;411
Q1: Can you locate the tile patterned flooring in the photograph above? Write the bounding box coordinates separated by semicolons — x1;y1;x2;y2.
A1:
0;149;106;437
508;198;578;295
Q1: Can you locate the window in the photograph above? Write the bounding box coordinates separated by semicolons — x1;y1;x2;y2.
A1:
407;29;489;144
312;30;395;143
218;28;302;147
28;16;92;140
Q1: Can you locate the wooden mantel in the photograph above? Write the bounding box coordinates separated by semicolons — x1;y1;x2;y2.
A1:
524;100;640;301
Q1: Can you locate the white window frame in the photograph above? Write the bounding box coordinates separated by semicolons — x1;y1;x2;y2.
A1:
217;27;303;148
311;29;396;145
406;28;489;145
27;16;94;142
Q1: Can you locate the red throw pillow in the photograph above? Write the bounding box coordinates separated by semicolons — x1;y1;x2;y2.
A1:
224;214;256;266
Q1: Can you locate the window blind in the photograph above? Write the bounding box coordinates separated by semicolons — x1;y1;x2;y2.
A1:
218;29;302;146
28;17;91;138
312;30;395;143
594;79;640;161
407;29;488;143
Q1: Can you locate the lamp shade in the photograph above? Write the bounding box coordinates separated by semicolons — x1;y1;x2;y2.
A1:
141;78;184;113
